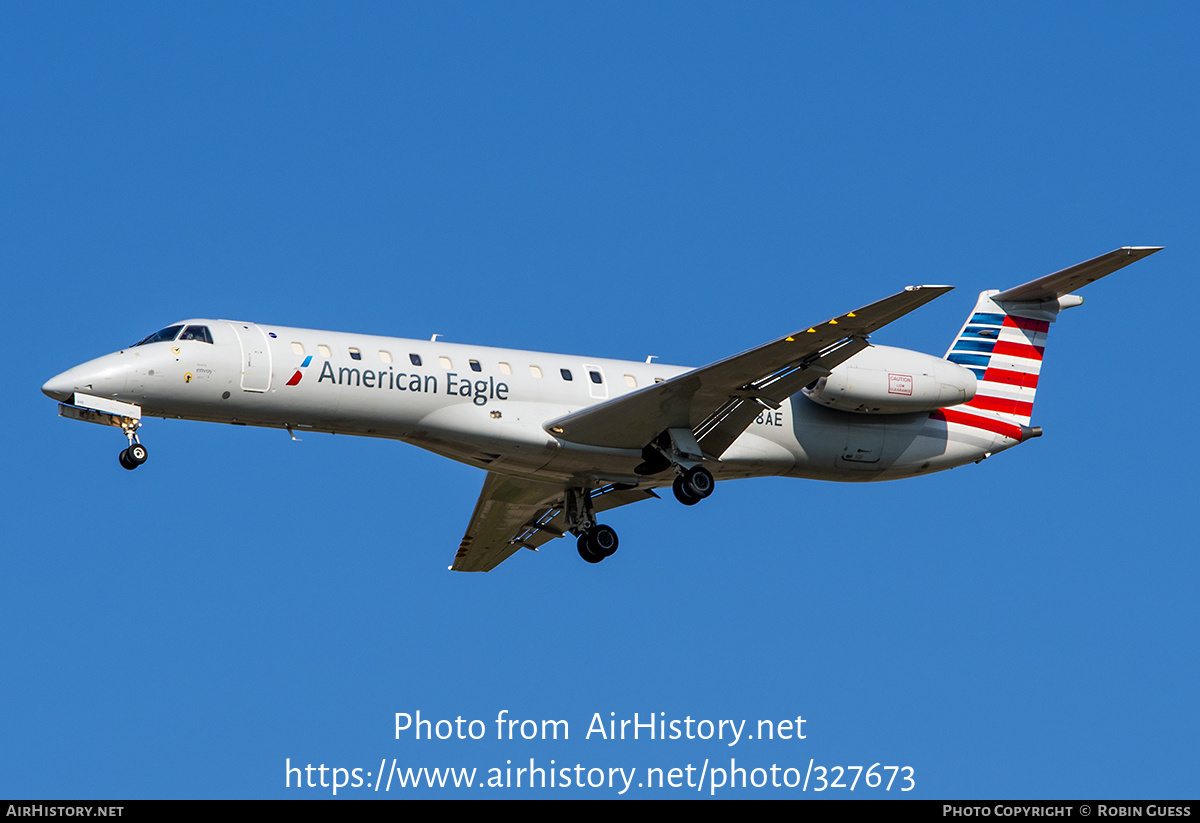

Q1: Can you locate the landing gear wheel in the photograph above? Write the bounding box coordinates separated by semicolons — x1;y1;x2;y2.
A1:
673;475;701;506
127;443;148;466
577;534;604;564
682;466;714;499
587;524;619;558
118;449;136;471
577;525;619;563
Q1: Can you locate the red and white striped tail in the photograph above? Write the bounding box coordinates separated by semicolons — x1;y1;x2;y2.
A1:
934;247;1160;444
937;291;1051;441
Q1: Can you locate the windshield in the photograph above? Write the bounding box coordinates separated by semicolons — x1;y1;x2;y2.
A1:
133;325;183;347
179;325;213;344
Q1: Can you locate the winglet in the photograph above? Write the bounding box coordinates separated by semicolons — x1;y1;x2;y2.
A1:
993;246;1162;303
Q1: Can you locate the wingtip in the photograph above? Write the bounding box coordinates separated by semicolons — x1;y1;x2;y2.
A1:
1117;246;1164;264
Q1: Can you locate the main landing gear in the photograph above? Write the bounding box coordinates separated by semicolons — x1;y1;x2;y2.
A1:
565;488;619;565
637;429;717;508
562;453;714;566
117;419;147;471
577;524;618;564
672;465;714;506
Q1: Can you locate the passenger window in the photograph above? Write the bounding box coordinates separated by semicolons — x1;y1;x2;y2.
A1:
439;356;452;369
654;377;664;384
499;362;512;375
180;325;213;344
561;369;573;381
291;342;305;356
318;345;332;358
530;365;543;378
410;354;422;366
469;360;482;372
379;350;393;364
589;370;602;384
349;348;362;361
624;375;637;388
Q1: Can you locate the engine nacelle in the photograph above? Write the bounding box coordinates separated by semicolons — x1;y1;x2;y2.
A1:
802;344;976;414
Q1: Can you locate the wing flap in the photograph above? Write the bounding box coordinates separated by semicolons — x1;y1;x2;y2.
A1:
545;285;951;453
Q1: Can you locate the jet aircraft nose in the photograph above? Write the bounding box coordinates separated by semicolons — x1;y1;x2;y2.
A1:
42;350;132;402
42;368;78;402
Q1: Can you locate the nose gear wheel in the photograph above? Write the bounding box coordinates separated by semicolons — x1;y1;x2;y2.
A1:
117;420;147;470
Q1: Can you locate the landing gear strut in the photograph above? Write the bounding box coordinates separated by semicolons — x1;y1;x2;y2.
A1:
565;487;619;565
118;419;147;471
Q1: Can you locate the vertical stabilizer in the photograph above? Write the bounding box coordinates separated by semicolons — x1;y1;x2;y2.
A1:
942;292;1049;437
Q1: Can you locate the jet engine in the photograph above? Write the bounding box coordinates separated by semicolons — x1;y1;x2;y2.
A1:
802;344;976;414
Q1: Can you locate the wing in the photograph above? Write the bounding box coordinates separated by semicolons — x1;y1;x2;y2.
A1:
993;246;1162;303
544;285;953;457
451;472;658;572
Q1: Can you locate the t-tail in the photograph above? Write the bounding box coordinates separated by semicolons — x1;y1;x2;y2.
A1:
939;247;1161;444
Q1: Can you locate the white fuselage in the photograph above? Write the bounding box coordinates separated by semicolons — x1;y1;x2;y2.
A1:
42;318;1020;490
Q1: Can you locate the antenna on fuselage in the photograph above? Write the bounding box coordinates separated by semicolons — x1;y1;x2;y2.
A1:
430;333;441;342
645;355;657;364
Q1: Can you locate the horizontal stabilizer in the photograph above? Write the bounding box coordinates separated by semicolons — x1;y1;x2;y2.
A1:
993;246;1161;303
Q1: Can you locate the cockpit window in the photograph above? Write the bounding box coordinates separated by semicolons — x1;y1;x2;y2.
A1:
179;325;213;344
133;326;184;347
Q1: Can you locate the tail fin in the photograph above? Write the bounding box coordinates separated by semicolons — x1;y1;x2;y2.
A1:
945;293;1048;431
942;247;1161;439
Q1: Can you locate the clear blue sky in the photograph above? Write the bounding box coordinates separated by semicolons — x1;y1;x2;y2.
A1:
3;2;1196;798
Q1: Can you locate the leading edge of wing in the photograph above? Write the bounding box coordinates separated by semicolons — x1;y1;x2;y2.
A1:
544;284;953;452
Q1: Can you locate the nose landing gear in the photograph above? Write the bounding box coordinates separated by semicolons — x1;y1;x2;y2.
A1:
119;442;148;471
117;419;147;471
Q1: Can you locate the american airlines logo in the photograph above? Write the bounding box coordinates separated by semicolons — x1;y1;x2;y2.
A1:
285;355;313;386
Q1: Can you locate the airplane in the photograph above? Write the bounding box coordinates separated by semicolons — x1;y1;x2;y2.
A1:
42;246;1159;572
